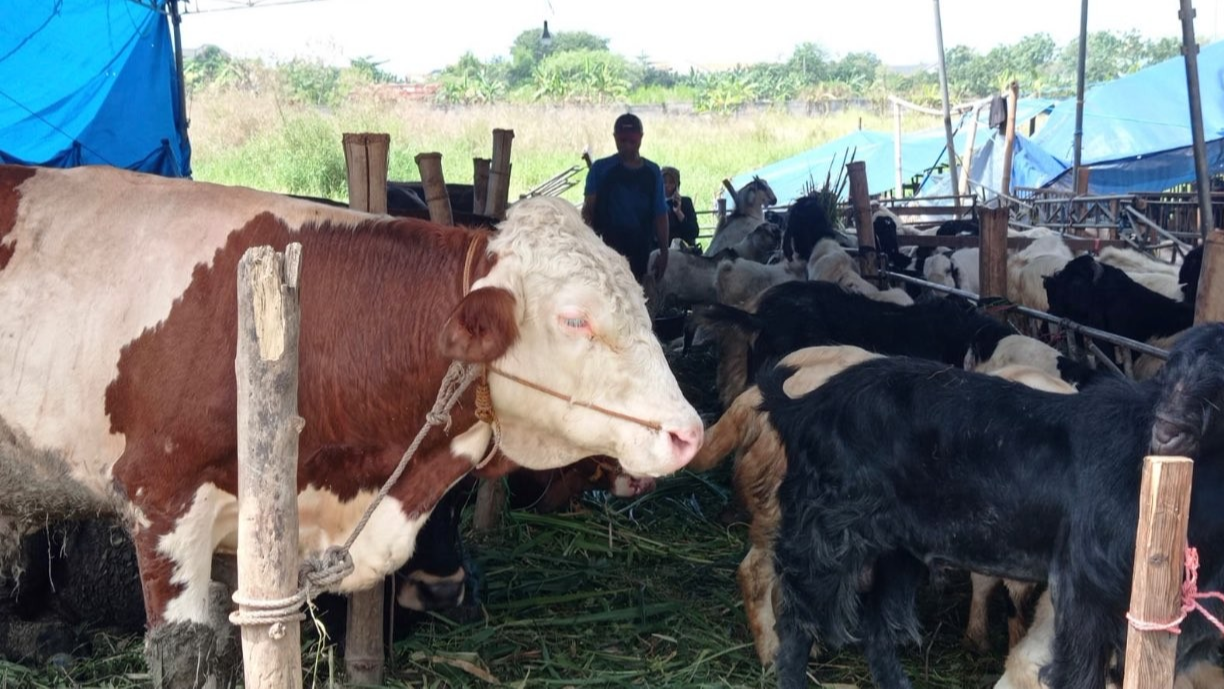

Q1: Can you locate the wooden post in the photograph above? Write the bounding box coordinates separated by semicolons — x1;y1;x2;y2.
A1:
342;132;389;688
979;204;1009;300
414;152;453;226
959;104;981;198
1194;229;1224;324
1076;166;1092;195
893;100;904;198
486;129;515;219
716;197;727;226
999;82;1020;200
235;243;305;689
473;478;505;532
473;158;491;215
341;133;390;214
847;161;876;277
1121;456;1194;689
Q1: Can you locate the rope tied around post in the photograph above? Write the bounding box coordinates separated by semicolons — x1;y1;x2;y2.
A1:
230;359;484;629
1126;547;1224;636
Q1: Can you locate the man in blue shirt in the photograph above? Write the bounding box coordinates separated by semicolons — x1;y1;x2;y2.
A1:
581;114;669;283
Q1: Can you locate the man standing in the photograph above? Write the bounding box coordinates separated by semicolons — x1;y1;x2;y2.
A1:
582;113;668;283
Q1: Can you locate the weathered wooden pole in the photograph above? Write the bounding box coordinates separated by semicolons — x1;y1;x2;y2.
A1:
1121;456;1194;689
716;197;727;227
979;204;1010;300
847;160;876;277
234;243;305;689
1179;0;1215;239
342;131;389;687
1071;0;1089;191
959;103;981;198
414;152;453;226
473;158;491;216
1194;229;1224;324
342;133;390;215
999;81;1020;200
486;129;515;219
1076;166;1092;195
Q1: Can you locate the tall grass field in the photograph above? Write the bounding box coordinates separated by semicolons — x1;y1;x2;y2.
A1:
189;90;940;215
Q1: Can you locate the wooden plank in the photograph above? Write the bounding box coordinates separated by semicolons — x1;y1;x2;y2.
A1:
979;205;1009;300
1122;456;1194;689
472;158;491;215
847;161;875;277
486;129;515;219
894;234;1131;250
235;244;304;689
1194;229;1224;324
882;205;969;215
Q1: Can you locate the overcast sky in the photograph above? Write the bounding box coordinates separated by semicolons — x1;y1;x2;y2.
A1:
180;0;1224;77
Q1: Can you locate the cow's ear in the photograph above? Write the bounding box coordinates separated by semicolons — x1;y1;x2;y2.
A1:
438;286;519;363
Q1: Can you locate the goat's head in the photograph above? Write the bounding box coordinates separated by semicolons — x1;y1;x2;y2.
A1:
741;176;777;209
1151;323;1224;457
1042;254;1106;322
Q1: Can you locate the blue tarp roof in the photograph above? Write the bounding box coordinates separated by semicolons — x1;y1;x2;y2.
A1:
0;0;190;177
1030;40;1224;195
730;98;1056;206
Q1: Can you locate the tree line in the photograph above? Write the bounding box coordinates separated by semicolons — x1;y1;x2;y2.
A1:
184;28;1189;113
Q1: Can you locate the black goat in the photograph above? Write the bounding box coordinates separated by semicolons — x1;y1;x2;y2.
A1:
764;323;1224;689
706;280;1019;386
782;194;840;262
1181;245;1204;305
1043;254;1193;362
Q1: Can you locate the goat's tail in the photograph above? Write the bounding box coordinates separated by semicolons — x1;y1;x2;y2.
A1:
689;387;764;472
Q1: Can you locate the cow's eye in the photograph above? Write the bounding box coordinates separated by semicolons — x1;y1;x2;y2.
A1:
563;317;587;329
557;308;592;335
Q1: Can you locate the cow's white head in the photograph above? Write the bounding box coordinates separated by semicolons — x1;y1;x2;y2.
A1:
437;197;702;478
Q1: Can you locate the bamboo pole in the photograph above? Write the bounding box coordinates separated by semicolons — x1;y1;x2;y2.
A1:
473;158;491;215
234;243;305;689
716;197;727;226
999;82;1020;201
978;204;1009;300
1071;0;1089;191
894;101;904;198
959;104;981;198
932;0;958;205
1121;456;1194;689
486;129;515;219
342;132;389;687
847;161;876;277
414;152;453;226
1179;0;1215;240
341;133;390;215
1194;229;1224;324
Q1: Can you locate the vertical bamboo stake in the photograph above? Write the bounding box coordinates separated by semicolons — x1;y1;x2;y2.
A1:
847;161;876;277
342;132;389;687
235;244;305;689
342;133;390;214
979;205;1009;300
1194;229;1224;324
893;100;904;198
999;82;1020;200
414;152;453;226
960;104;981;198
473;158;491;215
486;129;515;219
1122;456;1194;689
716;197;727;226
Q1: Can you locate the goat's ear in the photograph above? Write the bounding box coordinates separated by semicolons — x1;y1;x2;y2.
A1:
438;286;520;363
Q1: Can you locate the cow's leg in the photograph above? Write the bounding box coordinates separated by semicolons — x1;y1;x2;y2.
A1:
131;485;240;689
737;545;779;665
859;552;923;689
964;572;997;654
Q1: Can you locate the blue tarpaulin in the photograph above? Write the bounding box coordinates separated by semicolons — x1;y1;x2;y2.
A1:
730;99;1056;206
0;0;190;177
1031;40;1224;194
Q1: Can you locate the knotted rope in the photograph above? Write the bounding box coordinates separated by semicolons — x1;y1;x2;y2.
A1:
1126;547;1224;636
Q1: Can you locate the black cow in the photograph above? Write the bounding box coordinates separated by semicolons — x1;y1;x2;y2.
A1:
763;323;1224;689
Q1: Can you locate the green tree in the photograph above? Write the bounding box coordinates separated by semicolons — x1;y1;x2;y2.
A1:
508;28;610;86
531;50;630;104
787;42;829;84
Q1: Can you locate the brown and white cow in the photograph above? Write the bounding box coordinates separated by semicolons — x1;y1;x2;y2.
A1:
0;164;701;686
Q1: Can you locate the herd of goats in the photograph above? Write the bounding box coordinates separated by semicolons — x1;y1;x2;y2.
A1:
653;175;1224;689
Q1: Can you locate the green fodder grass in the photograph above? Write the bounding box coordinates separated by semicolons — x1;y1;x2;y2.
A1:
188;90;939;210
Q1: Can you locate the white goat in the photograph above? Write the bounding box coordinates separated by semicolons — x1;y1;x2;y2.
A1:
807;238;915;306
706;178;778;258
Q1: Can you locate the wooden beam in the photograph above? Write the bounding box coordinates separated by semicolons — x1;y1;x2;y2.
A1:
979;205;1009;300
1194;229;1224;324
235;244;304;689
847;161;876;277
1121;456;1194;689
894;234;1131;251
999;82;1020;198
